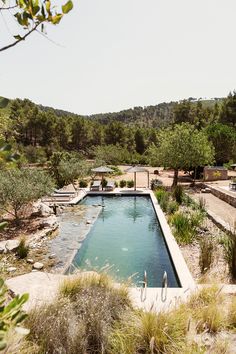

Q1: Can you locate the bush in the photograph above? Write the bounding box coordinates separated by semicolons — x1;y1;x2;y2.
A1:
170;210;203;244
199;237;215;273
110;166;123;176
127;180;134;188
155;189;170;213
172;185;184;204
119;180;127;188
221;229;236;280
150;179;163;190
25;273;131;354
79;180;88;188
167;200;179;215
17;237;29;259
101;178;108;188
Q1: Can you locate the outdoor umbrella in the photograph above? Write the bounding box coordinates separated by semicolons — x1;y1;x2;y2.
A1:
124;166;149;191
91;166;114;190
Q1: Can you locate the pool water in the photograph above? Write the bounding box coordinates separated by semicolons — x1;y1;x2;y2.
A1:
72;195;180;287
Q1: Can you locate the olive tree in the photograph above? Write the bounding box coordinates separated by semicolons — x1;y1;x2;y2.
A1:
58;158;89;190
0;168;54;222
147;123;215;187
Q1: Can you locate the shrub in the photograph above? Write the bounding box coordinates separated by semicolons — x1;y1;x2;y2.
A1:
119;180;127;188
101;178;108;188
172;185;184;204
150;179;163;190
25;273;131;354
170;212;193;244
17;237;29;259
0;169;55;222
79;180;88;188
127;180;134;188
199;237;215;274
108;308;188;353
221;229;236;279
110;166;123;176
155;189;171;213
167;200;179;215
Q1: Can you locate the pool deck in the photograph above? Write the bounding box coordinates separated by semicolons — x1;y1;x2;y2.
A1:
35;187;197;310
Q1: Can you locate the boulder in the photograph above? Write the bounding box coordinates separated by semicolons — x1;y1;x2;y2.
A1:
33;262;44;270
41;216;58;230
27;258;34;264
32;201;53;217
5;239;20;252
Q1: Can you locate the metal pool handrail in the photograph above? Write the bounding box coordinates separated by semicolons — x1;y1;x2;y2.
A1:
161;271;168;302
140;270;147;302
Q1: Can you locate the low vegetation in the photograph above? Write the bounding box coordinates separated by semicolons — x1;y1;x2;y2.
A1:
12;275;235;354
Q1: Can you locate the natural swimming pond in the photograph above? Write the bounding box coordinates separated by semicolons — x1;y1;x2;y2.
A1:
71;195;180;288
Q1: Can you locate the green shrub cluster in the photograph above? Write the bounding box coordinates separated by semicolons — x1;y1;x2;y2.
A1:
79;180;88;188
170;211;204;244
126;180;134;188
119;180;127;188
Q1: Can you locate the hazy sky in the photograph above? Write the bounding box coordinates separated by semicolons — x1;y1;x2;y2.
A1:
1;0;236;115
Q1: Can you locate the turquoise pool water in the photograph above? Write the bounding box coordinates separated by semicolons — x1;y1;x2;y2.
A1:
72;195;180;287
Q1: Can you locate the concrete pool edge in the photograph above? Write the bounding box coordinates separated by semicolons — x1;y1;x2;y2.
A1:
68;188;195;292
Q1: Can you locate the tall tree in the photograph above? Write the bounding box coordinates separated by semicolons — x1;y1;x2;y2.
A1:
147;124;214;187
220;91;236;127
134;129;145;154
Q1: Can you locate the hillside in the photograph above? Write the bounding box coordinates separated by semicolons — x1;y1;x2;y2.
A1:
0;95;223;128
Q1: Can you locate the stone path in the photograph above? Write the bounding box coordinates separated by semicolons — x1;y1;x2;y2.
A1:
192;193;236;231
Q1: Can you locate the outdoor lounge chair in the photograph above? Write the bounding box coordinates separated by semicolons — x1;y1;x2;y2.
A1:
104;181;115;191
90;180;102;191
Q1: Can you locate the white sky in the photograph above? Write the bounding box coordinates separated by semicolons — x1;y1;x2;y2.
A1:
0;0;236;115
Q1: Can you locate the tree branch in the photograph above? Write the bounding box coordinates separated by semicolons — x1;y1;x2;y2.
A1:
0;23;39;52
0;5;17;10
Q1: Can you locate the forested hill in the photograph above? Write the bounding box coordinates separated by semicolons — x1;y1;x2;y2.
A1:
0;95;223;128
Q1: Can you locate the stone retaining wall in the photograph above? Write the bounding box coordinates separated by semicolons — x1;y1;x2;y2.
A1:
204;184;236;208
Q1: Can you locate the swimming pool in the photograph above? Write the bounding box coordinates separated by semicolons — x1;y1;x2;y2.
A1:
71;195;180;288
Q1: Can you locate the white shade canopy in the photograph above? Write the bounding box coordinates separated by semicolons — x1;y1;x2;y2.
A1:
125;166;149;173
91;166;114;173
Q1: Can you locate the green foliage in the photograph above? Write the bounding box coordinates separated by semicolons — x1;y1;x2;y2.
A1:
167;200;179;215
126;180;134;188
199;237;215;273
147;123;215;186
0;168;54;221
170;210;204;244
79;180;88;188
119;180;127;188
25;273;131;354
0;0;73;51
23;145;47;164
58;158;89;190
220;91;236;127
172;185;184;204
16;237;29;259
221;230;236;279
206;123;236;165
155;189;170;212
110;165;123;176
101;178;108;188
0;278;29;351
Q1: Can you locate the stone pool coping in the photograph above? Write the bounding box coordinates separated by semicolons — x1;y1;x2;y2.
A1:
69;188;196;291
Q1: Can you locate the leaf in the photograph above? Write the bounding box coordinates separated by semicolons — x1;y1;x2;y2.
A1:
14;35;22;41
51;14;63;24
62;0;73;14
0;340;7;350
